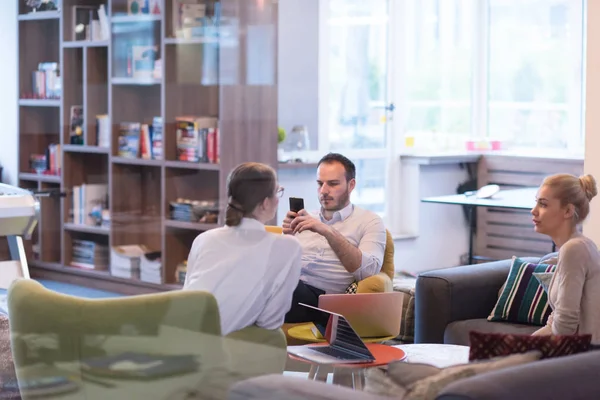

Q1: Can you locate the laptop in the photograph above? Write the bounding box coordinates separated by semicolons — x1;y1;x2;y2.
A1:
318;292;404;338
286;303;376;364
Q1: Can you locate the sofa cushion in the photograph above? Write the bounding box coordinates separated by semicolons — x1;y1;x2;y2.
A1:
364;351;541;400
468;331;592;361
444;319;538;346
488;256;556;326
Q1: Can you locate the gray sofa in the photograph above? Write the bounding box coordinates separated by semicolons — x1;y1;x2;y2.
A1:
228;257;600;399
229;351;600;400
415;257;546;345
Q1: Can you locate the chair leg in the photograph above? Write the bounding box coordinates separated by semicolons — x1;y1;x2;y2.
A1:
8;236;29;279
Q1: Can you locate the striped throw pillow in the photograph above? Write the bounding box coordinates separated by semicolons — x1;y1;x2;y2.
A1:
488;256;556;326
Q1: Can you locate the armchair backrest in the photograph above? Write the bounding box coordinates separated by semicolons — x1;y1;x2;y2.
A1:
7;278;221;366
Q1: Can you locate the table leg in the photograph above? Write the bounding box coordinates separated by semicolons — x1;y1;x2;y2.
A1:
352;369;364;390
308;364;318;380
332;367;353;387
8;236;30;279
468;206;475;265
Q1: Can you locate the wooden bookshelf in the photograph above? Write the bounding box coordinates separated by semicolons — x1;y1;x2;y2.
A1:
17;0;278;294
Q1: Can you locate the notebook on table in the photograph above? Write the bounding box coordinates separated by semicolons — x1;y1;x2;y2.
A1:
287;303;376;364
81;352;199;380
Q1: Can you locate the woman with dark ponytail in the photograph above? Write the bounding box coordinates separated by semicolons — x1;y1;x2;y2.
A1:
183;162;303;335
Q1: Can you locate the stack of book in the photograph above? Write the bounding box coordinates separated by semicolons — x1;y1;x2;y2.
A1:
71;239;109;270
175;116;219;163
110;245;146;280
140;251;162;284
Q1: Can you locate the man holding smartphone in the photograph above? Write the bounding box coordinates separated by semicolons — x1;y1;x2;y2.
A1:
282;153;387;324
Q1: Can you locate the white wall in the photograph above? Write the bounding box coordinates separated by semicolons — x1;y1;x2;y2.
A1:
584;0;600;244
0;2;18;184
277;163;470;274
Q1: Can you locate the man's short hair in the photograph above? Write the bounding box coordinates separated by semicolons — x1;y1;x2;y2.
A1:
317;153;356;182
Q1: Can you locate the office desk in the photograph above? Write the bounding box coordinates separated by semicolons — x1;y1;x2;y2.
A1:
421;187;552;264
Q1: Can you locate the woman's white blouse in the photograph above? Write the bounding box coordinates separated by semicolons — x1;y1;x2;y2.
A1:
183;218;302;335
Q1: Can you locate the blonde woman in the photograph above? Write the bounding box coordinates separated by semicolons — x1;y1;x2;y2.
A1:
531;173;600;344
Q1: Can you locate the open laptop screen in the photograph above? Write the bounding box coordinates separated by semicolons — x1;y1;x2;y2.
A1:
299;303;373;359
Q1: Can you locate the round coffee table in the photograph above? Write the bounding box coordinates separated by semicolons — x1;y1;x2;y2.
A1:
393;343;470;368
288;343;407;390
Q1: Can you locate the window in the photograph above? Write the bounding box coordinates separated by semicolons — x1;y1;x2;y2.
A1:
278;0;586;230
403;0;476;149
323;0;391;215
487;0;585;150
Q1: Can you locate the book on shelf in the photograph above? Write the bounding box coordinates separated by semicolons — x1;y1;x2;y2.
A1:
131;45;158;80
151;117;163;160
117;122;141;158
172;0;207;38
96;114;110;148
139;123;152;159
72;184;108;226
71;239;109;270
46;144;62;175
117;118;163;159
175;116;219;163
29;62;61;100
110;244;160;281
111;245;143;280
140;250;162;284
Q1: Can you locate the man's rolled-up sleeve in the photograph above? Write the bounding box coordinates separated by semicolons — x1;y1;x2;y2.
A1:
352;216;387;281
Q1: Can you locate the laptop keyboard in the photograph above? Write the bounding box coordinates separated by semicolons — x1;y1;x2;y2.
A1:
311;346;371;360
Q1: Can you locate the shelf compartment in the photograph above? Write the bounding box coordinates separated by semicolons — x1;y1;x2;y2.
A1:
63;229;109;272
164;167;220;220
111;163;162;251
39;182;62;264
62;47;84;145
19;105;60;175
18;19;59;100
163;228;197;285
86;45;109;146
111;84;161;155
111;14;161;81
63;152;109;228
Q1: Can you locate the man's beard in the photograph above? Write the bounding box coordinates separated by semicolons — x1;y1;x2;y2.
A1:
322;190;350;211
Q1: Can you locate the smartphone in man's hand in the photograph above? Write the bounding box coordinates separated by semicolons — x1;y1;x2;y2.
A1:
289;197;305;213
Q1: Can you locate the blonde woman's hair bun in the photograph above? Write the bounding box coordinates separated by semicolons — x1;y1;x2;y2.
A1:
579;174;598;202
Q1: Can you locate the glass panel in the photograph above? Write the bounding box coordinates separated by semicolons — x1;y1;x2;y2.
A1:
487;0;585;149
350;158;386;215
327;0;389;151
404;0;475;150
